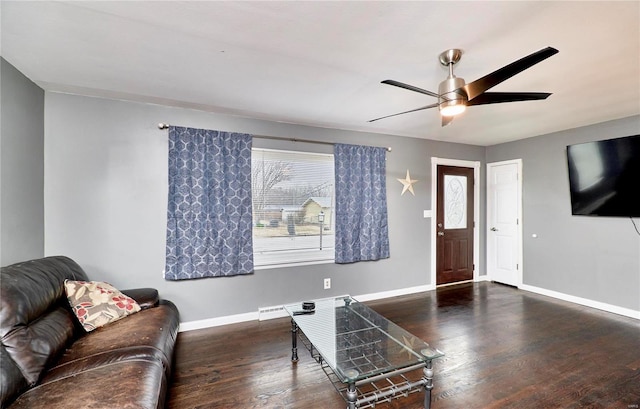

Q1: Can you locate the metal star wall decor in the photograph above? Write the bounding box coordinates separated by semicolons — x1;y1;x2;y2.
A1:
397;170;418;196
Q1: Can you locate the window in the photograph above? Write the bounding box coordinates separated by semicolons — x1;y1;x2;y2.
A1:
252;148;335;268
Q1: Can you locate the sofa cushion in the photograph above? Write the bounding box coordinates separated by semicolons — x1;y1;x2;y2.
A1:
1;256;89;405
0;345;29;408
46;300;179;383
64;280;141;332
1;307;76;385
8;358;167;409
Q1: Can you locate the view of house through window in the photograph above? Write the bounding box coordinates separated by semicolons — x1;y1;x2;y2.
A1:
251;148;335;267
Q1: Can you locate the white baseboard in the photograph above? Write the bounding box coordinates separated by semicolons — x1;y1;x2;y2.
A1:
353;284;433;303
179;282;639;332
520;284;640;320
179;311;257;332
178;283;434;332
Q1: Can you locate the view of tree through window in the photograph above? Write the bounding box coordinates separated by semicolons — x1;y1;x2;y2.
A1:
252;148;335;267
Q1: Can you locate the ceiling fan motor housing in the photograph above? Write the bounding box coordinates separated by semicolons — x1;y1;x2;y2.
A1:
438;76;467;116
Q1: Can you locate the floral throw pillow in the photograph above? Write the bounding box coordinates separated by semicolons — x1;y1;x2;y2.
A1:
64;280;141;332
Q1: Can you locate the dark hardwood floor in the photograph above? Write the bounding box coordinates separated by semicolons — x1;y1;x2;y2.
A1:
167;282;640;408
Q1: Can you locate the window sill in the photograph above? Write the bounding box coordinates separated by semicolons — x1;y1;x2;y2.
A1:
254;257;334;270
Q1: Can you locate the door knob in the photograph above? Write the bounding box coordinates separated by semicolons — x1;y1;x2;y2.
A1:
490;227;498;231
437;231;445;236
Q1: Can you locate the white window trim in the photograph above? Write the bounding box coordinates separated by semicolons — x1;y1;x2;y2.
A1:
252;147;336;269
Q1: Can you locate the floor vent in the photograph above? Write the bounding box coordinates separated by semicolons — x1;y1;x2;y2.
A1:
258;305;287;321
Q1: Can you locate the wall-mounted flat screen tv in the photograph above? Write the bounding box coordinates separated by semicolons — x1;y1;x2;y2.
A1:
566;134;640;217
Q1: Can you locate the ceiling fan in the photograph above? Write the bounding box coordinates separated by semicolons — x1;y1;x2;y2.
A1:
370;46;559;127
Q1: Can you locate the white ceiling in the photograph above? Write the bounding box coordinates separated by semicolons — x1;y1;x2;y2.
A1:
2;1;639;146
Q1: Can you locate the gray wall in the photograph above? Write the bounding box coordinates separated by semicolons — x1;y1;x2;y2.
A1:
44;92;486;322
0;58;45;265
486;116;640;311
5;66;636;322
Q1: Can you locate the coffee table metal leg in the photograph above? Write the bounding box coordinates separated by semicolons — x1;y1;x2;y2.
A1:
291;319;299;362
346;382;357;409
423;360;434;409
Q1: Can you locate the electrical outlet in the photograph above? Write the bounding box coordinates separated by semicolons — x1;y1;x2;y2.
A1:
323;278;331;289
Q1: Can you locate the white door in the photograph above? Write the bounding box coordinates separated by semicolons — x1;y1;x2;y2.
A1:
487;160;522;287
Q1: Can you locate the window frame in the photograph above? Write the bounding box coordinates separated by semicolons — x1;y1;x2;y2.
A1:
251;147;335;270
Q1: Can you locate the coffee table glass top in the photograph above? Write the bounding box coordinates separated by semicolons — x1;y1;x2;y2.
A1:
284;295;443;383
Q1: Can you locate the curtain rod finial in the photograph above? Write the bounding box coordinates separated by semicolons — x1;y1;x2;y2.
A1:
158;123;170;129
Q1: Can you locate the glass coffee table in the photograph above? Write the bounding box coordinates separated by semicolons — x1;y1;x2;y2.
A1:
284;295;444;409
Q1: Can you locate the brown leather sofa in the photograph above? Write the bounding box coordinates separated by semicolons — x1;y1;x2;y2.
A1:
0;256;180;409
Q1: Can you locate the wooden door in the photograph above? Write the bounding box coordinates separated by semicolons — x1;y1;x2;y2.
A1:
436;165;474;285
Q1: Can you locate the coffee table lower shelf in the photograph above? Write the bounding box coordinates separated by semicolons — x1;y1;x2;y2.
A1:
295;329;435;409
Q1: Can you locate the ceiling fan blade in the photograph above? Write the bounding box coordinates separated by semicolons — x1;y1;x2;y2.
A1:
441;115;454;127
463;47;559;101
368;103;439;123
467;92;552;106
381;80;440;99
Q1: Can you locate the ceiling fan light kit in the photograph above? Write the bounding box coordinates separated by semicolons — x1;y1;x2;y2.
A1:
440;102;466;117
371;46;559;127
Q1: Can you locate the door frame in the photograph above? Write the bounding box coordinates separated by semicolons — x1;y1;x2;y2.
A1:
430;157;481;288
486;159;524;287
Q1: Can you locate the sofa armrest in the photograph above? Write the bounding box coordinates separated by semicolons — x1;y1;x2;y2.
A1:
120;288;159;310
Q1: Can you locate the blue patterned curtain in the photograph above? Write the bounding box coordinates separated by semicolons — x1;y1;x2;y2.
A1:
165;126;254;280
334;143;390;263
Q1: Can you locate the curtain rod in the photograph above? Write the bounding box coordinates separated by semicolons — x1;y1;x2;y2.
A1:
157;123;392;152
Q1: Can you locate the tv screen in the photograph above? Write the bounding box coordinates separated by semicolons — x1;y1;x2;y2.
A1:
566;134;640;217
